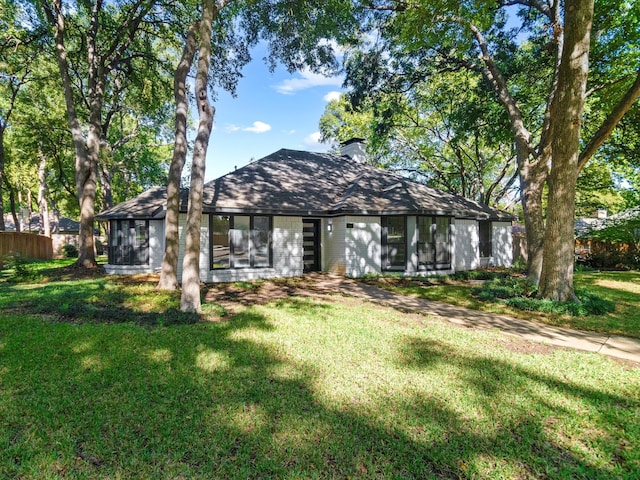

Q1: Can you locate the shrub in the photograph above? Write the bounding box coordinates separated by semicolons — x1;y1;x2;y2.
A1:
3;253;39;282
473;276;614;317
472;277;535;300
450;270;504;281
506;290;614;316
62;244;79;258
579;251;640;271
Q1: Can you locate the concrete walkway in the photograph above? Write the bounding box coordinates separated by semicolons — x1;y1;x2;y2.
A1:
338;280;640;364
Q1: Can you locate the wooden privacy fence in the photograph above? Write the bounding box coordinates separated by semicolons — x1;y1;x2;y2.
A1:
0;232;53;264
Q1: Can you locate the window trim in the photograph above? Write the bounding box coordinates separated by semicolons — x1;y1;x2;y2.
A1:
209;214;273;270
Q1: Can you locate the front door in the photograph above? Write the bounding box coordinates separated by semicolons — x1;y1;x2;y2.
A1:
302;219;321;272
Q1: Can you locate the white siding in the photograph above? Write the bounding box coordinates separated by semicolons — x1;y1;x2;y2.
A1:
492;222;513;267
322;217;346;274
203;215;303;283
148;219;164;271
454;219;479;271
344;216;381;277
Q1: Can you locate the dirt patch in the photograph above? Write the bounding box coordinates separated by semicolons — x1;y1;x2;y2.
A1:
498;338;563;356
203;273;357;314
38;264;106;282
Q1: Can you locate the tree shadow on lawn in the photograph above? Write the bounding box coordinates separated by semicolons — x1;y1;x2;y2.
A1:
0;275;200;325
1;297;638;479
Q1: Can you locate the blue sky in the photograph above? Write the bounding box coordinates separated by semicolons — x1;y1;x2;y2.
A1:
204;44;345;181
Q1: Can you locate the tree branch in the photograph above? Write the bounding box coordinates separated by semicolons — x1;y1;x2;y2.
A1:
578;69;640;171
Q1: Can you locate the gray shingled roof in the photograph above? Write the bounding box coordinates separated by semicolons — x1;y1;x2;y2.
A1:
97;149;513;221
2;214;81;233
96;186;188;220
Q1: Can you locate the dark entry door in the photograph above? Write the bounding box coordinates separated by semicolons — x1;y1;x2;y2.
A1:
302;219;321;272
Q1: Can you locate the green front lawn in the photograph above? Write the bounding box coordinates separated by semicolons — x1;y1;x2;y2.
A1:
364;271;640;338
0;263;639;478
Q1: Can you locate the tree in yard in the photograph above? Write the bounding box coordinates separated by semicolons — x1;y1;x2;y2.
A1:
157;18;199;291
0;0;37;231
179;0;217;312
160;0;361;309
537;0;593;301
37;0;174;267
343;0;639;300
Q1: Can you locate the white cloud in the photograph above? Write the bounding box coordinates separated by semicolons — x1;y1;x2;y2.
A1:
225;121;272;134
318;38;346;59
243;121;271;133
303;132;325;150
323;91;342;102
274;69;344;95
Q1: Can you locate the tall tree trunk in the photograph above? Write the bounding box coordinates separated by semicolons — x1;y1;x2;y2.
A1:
0;125;5;231
4;178;19;233
158;21;199;291
45;0;97;267
180;0;216;312
38;148;51;237
519;158;547;285
538;0;594;301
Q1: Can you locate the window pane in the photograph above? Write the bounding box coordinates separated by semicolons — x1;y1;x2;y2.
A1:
418;217;433;243
133;220;148;265
111;221;120;245
231;216;250;267
212;216;230;269
435;217;451;264
385;216;406;268
253;216;270;267
479;221;492;257
234;216;250;231
418;217;434;266
232;229;250;266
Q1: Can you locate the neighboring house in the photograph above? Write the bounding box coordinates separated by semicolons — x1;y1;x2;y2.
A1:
96;143;514;282
2;213;81;256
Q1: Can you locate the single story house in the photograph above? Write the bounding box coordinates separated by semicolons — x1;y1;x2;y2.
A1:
96;142;514;282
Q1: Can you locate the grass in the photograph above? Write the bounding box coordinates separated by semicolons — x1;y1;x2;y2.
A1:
364;270;640;338
0;260;639;478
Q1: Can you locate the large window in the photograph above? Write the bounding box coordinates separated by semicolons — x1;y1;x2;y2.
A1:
382;216;406;270
210;215;272;269
479;221;492;257
109;220;149;265
417;216;451;270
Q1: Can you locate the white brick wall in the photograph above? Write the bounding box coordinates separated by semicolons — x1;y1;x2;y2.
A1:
454;219;479;271
322;217;346;274
492;222;513;267
148;219;164;271
345;216;381;277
